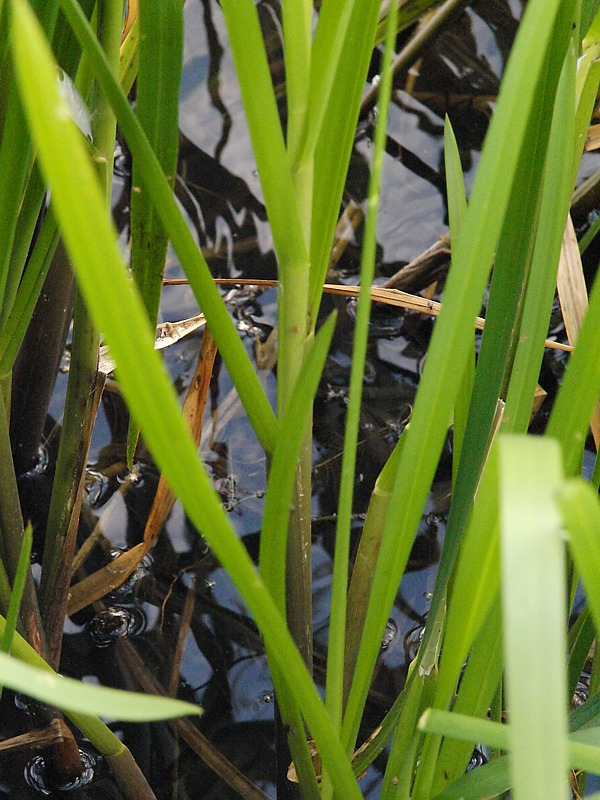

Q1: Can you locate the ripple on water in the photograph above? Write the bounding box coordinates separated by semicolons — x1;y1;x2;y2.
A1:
24;748;96;795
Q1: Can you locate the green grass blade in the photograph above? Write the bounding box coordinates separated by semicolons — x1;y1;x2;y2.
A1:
259;311;337;611
219;0;311;426
56;0;277;454
326;0;398;734
127;0;182;465
429;753;511;800
0;522;31;655
431;601;503;794
558;477;600;639
0;646;199;720
342;432;405;703
218;0;308;279
282;0;312;168
504;44;577;432
308;0;380;317
498;434;568;800
435;447;500;704
342;0;577;751
421;709;600;777
445;22;571;578
0;205;59;375
130;0;181;326
443;116;472;483
10;4;362;794
411;447;500;797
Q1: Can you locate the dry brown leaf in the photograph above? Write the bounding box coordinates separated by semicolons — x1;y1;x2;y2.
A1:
162;277;572;352
67;543;146;616
557;214;600;448
585;123;600;152
0;719;68;753
68;331;218;616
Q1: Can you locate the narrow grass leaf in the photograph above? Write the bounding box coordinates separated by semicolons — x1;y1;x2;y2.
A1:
498;434;569;800
219;0;308;275
259;311;337;610
0;522;31;656
342;0;577;750
443;116;473;485
436;442;500;705
558;477;600;639
431;600;503;793
503;45;577;432
0;647;199;721
130;0;181;326
308;0;381;314
421;709;600;777
326;0;398;733
127;0;182;464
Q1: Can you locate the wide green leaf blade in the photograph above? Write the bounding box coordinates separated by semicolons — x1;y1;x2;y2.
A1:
0;648;199;721
498;435;569;800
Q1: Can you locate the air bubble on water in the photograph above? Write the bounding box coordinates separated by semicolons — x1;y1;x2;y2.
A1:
87;606;146;648
84;469;110;508
403;623;425;662
467;744;489;772
21;444;50;478
24;748;96;794
106;555;151;602
117;464;143;486
59;350;71;374
260;690;274;704
381;618;398;651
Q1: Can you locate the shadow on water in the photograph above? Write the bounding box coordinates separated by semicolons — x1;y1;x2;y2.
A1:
4;1;598;797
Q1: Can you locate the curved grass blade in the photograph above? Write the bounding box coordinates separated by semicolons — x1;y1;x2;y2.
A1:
0;647;199;721
421;710;600;777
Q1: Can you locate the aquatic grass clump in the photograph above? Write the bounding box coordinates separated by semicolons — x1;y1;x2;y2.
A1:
3;0;600;797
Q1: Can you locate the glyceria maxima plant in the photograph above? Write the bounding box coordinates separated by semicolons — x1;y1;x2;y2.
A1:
5;0;600;798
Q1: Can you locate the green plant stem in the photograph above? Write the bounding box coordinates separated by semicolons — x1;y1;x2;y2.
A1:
0;387;44;651
0;165;45;336
0;206;61;376
40;0;121;667
9;240;74;474
40;292;102;666
326;0;398;743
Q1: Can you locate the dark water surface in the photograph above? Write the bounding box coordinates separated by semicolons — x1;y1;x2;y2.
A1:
3;2;597;797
